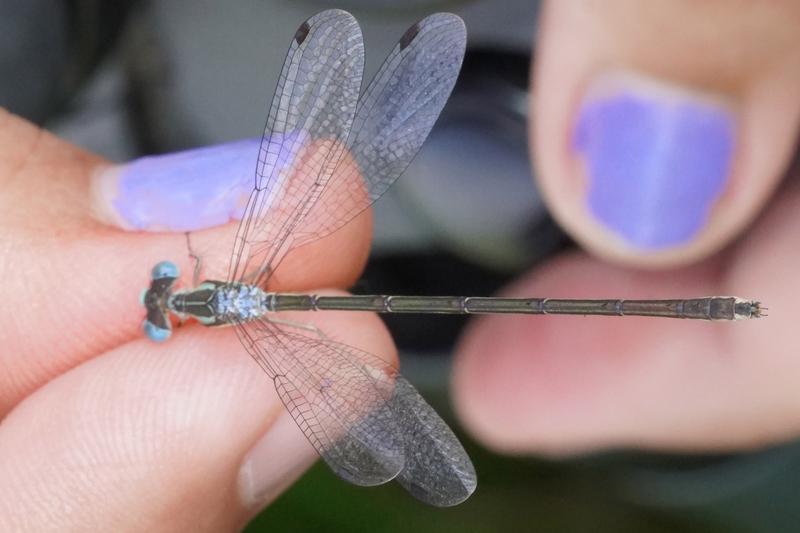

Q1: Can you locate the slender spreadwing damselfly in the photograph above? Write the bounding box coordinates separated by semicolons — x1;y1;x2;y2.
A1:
141;9;763;507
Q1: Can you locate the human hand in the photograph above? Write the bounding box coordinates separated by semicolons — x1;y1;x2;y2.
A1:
453;1;799;455
0;111;392;530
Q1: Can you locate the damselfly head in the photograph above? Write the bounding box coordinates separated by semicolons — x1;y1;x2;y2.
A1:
142;261;180;342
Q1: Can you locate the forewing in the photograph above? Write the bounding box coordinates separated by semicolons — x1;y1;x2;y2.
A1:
234;319;405;486
248;13;467;288
228;9;365;284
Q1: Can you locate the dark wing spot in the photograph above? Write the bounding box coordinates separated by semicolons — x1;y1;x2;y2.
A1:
295;21;311;45
399;22;420;50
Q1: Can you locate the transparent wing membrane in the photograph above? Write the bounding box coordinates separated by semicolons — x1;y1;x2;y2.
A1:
240;319;476;505
229;12;466;288
258;13;467;288
392;376;476;507
225;10;472;505
235;319;405;486
228;9;365;285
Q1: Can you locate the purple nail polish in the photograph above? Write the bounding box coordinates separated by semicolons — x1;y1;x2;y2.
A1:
91;134;296;232
574;74;735;249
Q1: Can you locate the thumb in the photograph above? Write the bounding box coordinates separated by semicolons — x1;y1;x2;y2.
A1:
0;306;394;530
533;0;800;266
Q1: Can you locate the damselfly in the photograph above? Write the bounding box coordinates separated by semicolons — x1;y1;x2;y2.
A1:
141;9;762;507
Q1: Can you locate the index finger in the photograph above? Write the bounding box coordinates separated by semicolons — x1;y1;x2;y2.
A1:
0;111;371;414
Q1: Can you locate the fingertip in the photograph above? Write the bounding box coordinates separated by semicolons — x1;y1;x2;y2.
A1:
89;139;261;232
573;73;736;253
452;253;776;455
238;410;319;512
533;1;800;267
452;258;621;455
452;310;526;453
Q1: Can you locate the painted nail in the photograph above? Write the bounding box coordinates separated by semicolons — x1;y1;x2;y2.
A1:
90;134;298;232
237;410;317;510
574;73;736;249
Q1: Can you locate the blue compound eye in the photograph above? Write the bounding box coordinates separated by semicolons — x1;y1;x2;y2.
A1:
151;261;179;280
143;319;172;342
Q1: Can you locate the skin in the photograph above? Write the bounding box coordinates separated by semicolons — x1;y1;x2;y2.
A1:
1;0;799;529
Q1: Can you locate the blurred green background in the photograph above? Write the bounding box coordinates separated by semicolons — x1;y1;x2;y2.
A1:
247;384;800;532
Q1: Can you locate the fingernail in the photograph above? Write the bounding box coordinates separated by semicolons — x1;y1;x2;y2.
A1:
237;410;317;510
574;73;736;249
90;135;297;232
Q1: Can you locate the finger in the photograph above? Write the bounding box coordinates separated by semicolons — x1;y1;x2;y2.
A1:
89;133;370;288
0;292;395;530
532;0;800;266
0;111;370;414
453;179;798;454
